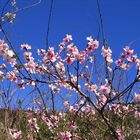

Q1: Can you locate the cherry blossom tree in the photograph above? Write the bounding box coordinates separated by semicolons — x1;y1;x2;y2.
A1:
0;0;139;140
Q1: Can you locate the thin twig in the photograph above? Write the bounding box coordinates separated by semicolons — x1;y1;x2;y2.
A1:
46;0;54;50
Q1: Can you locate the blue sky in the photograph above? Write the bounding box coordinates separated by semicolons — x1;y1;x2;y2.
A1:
6;0;140;57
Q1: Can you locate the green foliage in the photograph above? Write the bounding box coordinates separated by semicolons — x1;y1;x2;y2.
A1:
0;109;139;140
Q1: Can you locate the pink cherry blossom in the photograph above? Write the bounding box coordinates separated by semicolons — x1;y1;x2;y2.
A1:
64;34;72;42
43;47;56;63
127;54;138;63
116;59;122;67
0;43;9;56
27;135;34;140
71;74;77;83
21;44;31;50
37;49;46;55
0;64;6;70
59;131;72;140
134;93;140;102
50;115;59;126
59;34;72;49
17;80;26;89
86;36;99;52
116;129;125;140
134;111;140;120
65;56;75;65
99;84;110;95
6;71;18;82
85;83;97;92
0;39;4;45
102;46;113;64
123;47;133;56
27;80;35;86
9;129;22;140
24;52;34;61
55;62;65;74
121;53;127;60
98;95;107;105
24;60;36;73
28;118;40;132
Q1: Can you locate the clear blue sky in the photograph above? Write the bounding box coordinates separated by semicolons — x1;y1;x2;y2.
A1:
6;0;140;57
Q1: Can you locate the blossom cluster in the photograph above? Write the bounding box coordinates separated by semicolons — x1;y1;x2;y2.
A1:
0;35;139;140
